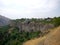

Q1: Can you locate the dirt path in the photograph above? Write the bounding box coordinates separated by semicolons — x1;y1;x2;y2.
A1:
23;26;60;45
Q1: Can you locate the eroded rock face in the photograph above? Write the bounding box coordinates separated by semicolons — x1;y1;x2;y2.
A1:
40;24;54;33
17;20;54;32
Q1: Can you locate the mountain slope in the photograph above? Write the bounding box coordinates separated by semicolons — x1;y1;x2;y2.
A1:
23;26;60;45
0;15;11;26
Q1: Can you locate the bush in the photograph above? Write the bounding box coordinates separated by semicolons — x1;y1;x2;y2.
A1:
53;17;60;26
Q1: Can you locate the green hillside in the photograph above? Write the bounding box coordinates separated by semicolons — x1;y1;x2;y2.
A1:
0;17;60;45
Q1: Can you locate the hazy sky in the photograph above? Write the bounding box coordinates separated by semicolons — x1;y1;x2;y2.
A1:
0;0;60;19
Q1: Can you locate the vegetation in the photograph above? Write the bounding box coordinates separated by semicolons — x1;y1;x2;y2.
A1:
0;26;42;45
52;17;60;26
0;17;60;45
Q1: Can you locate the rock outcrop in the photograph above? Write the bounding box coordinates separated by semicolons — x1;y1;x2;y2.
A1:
0;15;59;33
17;21;54;32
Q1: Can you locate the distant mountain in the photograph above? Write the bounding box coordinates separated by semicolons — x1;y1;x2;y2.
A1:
0;15;11;26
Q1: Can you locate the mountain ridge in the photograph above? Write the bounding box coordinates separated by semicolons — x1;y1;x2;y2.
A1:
0;15;11;26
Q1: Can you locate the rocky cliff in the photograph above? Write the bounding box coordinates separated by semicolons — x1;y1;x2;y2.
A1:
0;15;54;32
17;22;54;32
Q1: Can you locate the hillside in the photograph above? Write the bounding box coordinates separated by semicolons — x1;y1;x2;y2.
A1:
23;26;60;45
44;26;60;45
0;16;60;45
0;15;11;26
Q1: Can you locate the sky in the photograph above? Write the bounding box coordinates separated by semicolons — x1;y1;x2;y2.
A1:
0;0;60;19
